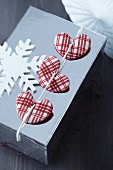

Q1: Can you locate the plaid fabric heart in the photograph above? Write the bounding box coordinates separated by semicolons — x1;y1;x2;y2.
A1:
16;91;53;124
54;33;91;60
38;56;70;93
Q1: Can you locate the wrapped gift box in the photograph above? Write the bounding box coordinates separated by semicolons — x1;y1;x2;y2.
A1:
0;6;106;165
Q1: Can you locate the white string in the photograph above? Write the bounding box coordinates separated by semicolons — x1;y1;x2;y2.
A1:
16;105;35;141
16;26;84;141
16;72;57;141
60;26;84;72
59;43;74;72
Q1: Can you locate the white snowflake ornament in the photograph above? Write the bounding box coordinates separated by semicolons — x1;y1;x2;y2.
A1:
0;39;47;97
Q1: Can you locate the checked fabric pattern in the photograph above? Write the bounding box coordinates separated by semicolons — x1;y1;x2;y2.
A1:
16;91;53;124
38;56;70;93
54;33;91;60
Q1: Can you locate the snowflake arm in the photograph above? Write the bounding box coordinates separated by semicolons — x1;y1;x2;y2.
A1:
19;73;39;92
15;39;35;57
0;39;47;97
0;39;35;96
28;55;47;72
0;42;12;59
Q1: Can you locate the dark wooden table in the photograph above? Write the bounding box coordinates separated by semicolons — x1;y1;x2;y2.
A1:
0;0;113;170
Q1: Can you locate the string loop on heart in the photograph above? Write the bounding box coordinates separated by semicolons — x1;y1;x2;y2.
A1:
16;26;84;142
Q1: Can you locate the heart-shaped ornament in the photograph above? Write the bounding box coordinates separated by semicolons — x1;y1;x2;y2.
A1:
16;91;53;124
54;33;91;60
38;55;70;93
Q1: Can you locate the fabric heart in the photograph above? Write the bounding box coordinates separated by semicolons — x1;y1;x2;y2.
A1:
54;33;91;60
16;91;53;124
38;55;70;93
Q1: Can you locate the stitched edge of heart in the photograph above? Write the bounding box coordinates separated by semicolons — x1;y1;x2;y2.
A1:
46;72;70;93
38;56;70;93
16;91;53;124
54;33;91;60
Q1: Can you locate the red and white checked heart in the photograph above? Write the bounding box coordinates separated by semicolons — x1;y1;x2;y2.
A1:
38;55;70;93
54;33;91;60
16;91;53;124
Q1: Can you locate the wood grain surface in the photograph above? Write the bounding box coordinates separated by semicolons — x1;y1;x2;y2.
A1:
0;0;113;170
